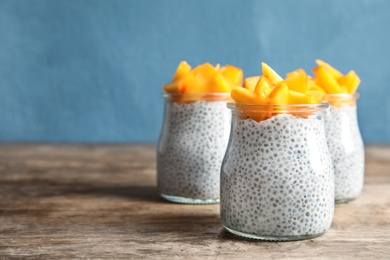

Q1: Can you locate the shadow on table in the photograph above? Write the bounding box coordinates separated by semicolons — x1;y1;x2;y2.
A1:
76;185;165;203
132;211;222;239
217;228;271;242
132;213;282;243
0;177;164;203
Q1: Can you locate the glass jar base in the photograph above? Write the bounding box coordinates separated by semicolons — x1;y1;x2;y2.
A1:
335;197;356;204
224;226;325;241
160;193;219;204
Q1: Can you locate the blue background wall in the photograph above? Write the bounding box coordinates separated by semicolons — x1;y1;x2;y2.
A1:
0;0;389;142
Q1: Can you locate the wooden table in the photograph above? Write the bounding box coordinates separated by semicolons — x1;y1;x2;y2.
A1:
0;144;389;259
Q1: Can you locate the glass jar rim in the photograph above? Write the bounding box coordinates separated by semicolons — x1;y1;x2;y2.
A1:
227;101;329;112
324;93;360;100
163;92;231;101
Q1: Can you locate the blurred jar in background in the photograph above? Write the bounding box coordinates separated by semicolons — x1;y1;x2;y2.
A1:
323;93;364;203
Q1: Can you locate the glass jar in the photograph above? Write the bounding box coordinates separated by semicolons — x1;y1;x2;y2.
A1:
157;93;231;204
221;103;334;241
323;94;364;203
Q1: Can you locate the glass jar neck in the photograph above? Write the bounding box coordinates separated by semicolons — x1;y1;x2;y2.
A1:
324;93;359;107
228;102;329;122
164;93;231;103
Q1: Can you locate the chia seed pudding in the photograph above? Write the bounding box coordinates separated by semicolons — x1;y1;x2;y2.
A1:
323;102;364;203
221;107;334;240
157;95;230;204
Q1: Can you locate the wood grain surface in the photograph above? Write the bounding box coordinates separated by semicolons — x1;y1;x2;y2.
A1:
0;144;389;259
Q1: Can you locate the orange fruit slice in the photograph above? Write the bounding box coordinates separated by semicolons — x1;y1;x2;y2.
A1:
243;76;261;91
262;62;283;84
172;61;192;82
192;63;218;80
210;72;232;92
289;90;310;104
285;73;309;93
254;76;272;102
286;68;306;78
268;81;289;104
221;65;243;87
312;65;342;94
338;70;361;94
315;59;343;79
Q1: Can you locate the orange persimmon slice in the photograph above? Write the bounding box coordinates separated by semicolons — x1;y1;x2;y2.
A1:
231;86;262;104
221;65;244;86
289;90;310;104
268;81;289;104
262;62;283;85
338;70;361;94
172;61;192;82
254;76;272;103
192;63;218;80
210;72;232;92
312;65;342;94
285;73;309;94
243;76;261;92
315;59;343;80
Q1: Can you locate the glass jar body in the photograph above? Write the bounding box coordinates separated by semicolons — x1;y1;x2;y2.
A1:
221;104;334;240
157;94;231;204
323;94;364;203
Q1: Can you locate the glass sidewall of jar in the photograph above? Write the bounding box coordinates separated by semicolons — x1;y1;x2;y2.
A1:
323;94;365;203
220;103;335;240
157;93;231;204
